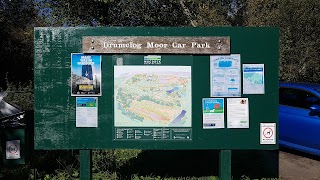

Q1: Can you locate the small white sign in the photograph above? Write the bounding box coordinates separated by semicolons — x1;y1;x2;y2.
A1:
76;97;98;127
260;123;276;144
6;140;21;159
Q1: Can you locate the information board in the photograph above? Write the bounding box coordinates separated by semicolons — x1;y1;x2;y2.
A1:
34;27;279;150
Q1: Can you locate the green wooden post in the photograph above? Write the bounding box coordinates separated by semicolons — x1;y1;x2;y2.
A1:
219;150;231;180
80;150;92;180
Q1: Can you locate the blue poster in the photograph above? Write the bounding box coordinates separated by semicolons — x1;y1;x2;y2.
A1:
243;64;265;94
71;53;101;96
210;55;241;97
202;98;225;129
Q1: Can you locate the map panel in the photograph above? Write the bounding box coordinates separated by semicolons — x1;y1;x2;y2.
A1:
114;66;192;127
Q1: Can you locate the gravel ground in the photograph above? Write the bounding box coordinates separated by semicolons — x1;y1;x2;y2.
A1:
279;148;320;180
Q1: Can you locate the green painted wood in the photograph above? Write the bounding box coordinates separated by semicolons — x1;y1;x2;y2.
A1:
34;27;279;150
219;150;231;180
80;150;92;180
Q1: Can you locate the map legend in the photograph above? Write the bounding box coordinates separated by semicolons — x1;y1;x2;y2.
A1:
115;128;192;140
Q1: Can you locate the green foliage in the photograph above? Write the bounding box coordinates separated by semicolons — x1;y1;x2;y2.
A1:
25;149;139;179
38;0;229;27
0;0;42;87
0;164;31;180
130;174;218;180
193;2;231;26
39;169;79;180
92;149;141;172
240;175;251;180
93;171;118;180
25;150;80;180
246;0;320;83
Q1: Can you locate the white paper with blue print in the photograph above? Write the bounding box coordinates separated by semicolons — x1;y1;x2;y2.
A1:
210;55;241;97
243;64;265;94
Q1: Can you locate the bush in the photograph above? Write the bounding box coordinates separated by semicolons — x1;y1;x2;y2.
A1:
92;149;142;173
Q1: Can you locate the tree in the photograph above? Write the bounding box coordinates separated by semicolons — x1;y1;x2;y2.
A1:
0;0;43;88
246;0;320;83
39;0;230;27
226;0;246;26
187;0;231;26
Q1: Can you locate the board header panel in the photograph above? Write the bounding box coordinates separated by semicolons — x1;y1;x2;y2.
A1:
82;36;230;54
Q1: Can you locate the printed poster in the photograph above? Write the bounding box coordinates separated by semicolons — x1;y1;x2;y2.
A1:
227;98;249;128
243;64;265;94
6;140;20;159
210;54;241;97
76;97;98;127
71;53;101;96
114;66;192;127
202;98;225;129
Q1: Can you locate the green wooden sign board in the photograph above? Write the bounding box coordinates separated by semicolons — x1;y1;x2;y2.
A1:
34;27;279;151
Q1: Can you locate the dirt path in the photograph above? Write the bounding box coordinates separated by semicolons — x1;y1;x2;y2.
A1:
280;150;320;180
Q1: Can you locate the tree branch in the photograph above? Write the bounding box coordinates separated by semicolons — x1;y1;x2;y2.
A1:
179;0;197;27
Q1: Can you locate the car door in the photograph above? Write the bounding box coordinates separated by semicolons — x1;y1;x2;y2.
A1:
279;87;320;151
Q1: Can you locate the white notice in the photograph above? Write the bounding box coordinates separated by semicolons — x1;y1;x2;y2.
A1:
227;98;249;128
260;123;276;144
6;140;21;159
210;55;241;97
76;97;98;127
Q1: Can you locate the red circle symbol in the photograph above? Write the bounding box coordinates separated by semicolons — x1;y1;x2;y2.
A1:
263;128;273;138
8;145;18;154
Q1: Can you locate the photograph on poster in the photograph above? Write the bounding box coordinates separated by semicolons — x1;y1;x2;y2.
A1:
71;53;101;96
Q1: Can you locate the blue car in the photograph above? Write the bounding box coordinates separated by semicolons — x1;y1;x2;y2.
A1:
279;82;320;156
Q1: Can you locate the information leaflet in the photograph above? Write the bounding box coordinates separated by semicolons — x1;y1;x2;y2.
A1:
210;55;241;97
76;97;98;127
202;98;225;129
243;64;265;94
227;98;249;128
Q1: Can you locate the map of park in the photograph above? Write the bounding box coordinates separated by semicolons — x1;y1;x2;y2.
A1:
114;66;192;127
244;73;263;85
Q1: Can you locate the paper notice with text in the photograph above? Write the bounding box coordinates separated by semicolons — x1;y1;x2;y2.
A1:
227;98;249;128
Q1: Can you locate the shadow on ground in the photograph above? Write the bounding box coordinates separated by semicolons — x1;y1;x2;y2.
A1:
117;150;279;179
